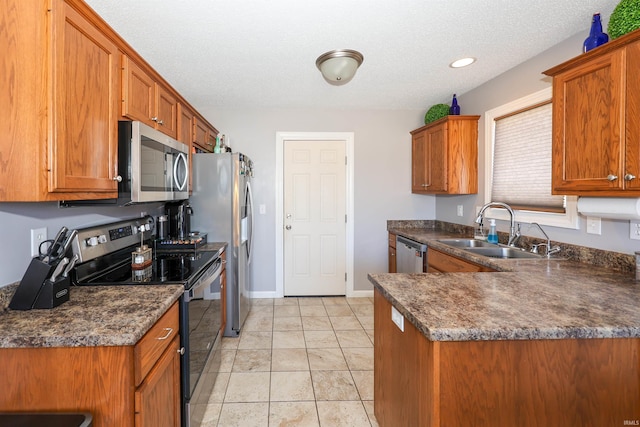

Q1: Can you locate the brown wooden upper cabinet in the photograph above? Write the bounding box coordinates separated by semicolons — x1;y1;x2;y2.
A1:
1;0;120;201
122;55;178;139
410;115;479;194
193;115;218;153
544;28;640;196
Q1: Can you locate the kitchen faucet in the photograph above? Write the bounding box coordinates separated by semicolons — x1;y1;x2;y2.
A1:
475;202;520;246
528;222;561;258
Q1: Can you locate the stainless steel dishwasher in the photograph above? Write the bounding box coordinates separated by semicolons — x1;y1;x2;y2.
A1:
395;236;427;273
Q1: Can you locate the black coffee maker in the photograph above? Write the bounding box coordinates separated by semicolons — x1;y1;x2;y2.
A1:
165;200;193;239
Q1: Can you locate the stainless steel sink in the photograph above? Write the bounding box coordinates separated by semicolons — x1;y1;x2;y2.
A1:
435;238;494;248
463;246;542;259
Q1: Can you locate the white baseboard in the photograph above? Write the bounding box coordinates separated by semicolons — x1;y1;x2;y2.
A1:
248;289;373;299
248;290;279;299
347;289;374;298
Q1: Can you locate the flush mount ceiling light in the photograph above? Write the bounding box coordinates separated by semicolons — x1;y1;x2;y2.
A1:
450;57;477;68
316;49;364;85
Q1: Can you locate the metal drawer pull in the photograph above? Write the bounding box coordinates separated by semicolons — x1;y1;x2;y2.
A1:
625;173;636;181
156;327;173;340
177;347;185;355
607;174;618;181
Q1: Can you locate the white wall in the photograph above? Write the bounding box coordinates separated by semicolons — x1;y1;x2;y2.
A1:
437;30;640;256
199;108;435;294
0;202;165;287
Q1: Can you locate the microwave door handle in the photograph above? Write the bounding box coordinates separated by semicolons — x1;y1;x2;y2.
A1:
173;152;188;192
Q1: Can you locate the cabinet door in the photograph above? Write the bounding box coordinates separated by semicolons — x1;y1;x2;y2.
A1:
624;40;640;191
156;85;178;139
121;55;156;128
49;0;119;193
193;116;211;152
551;50;624;193
135;336;181;427
411;131;428;192
425;124;447;192
388;233;397;273
412;124;448;193
427;248;495;273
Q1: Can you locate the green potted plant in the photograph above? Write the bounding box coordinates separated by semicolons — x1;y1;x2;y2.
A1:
424;103;449;124
608;0;640;39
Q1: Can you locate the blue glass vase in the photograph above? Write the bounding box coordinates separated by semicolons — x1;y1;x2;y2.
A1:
583;13;609;53
449;94;460;115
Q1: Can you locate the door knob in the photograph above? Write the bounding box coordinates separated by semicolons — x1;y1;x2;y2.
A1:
285;225;292;230
286;214;292;218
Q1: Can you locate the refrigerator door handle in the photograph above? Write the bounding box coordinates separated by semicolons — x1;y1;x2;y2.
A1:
246;180;254;264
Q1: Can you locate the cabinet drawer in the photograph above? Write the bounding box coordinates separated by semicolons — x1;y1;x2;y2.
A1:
428;248;494;273
134;302;179;386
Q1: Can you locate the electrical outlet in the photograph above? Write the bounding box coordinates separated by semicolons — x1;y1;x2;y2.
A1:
630;220;640;240
586;216;601;235
30;227;47;257
457;205;463;217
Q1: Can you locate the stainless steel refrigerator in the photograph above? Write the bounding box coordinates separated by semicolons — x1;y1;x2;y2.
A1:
190;152;254;337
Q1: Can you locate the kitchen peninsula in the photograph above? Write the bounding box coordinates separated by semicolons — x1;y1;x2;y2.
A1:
371;226;640;427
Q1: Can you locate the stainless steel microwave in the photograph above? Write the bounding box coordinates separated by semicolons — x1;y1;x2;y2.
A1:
119;121;189;203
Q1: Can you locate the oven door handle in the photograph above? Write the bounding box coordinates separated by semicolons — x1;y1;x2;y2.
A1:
184;258;222;302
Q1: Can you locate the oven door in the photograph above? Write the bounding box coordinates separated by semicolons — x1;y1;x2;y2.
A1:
181;257;222;427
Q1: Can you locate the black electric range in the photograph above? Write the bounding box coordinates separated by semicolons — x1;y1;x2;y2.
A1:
75;247;217;287
68;216;224;427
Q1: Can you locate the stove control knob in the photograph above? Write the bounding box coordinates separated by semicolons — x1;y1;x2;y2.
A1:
86;236;99;247
98;234;107;244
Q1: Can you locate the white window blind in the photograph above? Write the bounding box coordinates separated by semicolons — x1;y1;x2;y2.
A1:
491;102;564;211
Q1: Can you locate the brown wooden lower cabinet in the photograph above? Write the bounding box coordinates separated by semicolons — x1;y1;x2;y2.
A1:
374;289;640;427
0;302;181;427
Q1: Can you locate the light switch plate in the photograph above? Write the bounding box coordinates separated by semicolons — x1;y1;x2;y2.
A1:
30;227;47;257
586;216;601;235
457;205;463;217
630;220;640;240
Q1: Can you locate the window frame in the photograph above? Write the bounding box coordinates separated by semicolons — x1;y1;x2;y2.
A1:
482;87;579;229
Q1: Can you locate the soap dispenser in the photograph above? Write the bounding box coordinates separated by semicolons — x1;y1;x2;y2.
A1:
487;219;498;244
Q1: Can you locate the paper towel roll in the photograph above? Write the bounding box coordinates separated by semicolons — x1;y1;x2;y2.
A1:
577;197;640;220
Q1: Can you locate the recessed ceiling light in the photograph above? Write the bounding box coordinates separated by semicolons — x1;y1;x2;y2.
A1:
450;57;476;68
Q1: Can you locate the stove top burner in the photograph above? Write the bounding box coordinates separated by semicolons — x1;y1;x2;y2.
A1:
82;250;217;287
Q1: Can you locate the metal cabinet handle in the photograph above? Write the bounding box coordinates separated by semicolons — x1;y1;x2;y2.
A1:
285;225;292;230
112;175;122;182
625;173;636;181
156;327;173;340
151;116;158;122
158;120;164;126
607;174;618;181
177;347;185;355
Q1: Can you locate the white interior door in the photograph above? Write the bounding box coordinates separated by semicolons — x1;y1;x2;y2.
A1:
284;140;346;296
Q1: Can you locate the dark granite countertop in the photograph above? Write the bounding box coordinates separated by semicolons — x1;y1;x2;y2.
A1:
0;284;183;348
371;226;640;341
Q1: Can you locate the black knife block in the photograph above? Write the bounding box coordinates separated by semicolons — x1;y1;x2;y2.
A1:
9;257;70;310
33;276;70;309
9;258;54;310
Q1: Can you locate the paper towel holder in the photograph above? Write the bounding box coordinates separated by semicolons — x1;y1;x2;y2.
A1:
577;197;640;220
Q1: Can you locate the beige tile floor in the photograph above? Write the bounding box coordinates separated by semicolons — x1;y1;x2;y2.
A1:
200;296;378;427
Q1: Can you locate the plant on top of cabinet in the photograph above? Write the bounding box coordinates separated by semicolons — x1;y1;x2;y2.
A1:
411;115;480;195
544;28;640;196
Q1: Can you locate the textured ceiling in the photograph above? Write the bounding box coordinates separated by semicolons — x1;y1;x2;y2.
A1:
84;0;619;111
